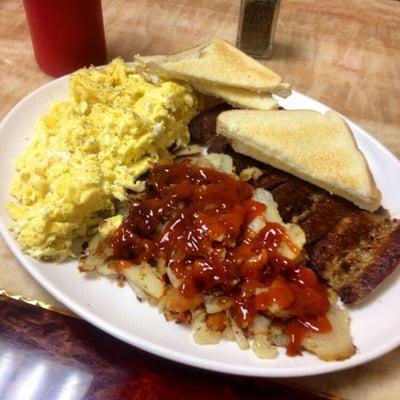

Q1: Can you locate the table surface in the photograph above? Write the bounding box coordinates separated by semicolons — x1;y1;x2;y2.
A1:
1;0;399;399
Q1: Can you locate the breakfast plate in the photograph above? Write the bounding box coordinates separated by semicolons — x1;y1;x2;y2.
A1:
0;74;399;378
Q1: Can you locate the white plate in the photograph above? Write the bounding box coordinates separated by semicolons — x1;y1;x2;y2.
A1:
1;75;399;378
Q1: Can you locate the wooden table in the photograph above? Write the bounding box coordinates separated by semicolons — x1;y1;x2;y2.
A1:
1;1;399;399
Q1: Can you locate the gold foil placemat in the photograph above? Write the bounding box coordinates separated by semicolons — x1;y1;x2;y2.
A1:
0;289;75;317
0;236;74;316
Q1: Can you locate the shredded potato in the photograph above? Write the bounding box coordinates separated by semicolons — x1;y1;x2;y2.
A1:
193;321;222;345
122;264;166;299
79;153;354;361
252;334;278;359
227;312;250;350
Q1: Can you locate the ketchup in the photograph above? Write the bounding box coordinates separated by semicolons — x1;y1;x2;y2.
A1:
23;0;107;77
110;162;332;355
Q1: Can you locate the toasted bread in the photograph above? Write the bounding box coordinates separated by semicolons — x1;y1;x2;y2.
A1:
135;38;291;97
190;105;400;304
216;109;381;212
191;82;278;110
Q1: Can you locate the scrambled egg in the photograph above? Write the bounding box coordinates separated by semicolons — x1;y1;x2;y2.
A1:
7;58;199;261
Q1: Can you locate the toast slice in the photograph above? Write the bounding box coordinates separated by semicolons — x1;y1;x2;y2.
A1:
190;105;400;304
135;38;291;97
191;82;278;110
216;109;381;212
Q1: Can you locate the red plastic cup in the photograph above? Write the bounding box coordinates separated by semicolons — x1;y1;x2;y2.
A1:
23;0;107;77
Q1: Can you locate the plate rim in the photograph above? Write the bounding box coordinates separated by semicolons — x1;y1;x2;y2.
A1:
1;76;399;378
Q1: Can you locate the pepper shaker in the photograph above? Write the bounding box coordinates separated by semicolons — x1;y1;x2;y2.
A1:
236;0;281;59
